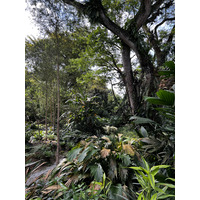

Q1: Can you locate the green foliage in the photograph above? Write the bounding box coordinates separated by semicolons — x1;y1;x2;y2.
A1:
130;158;175;200
158;61;175;78
144;90;175;106
65;92;108;136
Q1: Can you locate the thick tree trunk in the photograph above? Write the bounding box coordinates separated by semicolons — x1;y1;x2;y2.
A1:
122;42;137;115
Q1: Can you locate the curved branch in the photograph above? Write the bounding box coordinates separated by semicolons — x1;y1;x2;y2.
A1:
154;17;175;40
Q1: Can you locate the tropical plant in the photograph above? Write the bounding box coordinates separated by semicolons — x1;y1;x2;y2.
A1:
129;61;175;167
129;158;175;200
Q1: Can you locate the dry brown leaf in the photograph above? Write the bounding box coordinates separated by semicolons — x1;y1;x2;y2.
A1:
65;178;73;187
58;162;72;176
27;174;43;186
45;185;62;190
80;140;87;146
44;168;54;181
89;182;102;195
102;136;111;143
42;185;62;194
31;162;47;174
123;144;135;156
25;167;30;176
100;148;111;158
55;192;63;199
65;175;79;187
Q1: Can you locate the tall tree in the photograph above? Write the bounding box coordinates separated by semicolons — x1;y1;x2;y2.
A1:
60;0;175;115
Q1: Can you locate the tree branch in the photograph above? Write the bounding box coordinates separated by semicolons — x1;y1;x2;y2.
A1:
154;17;175;40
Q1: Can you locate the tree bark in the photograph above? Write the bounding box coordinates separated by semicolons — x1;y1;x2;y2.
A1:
55;23;60;165
56;61;60;165
45;80;48;140
122;42;136;115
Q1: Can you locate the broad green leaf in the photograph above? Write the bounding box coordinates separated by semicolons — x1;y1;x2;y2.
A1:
130;116;155;124
144;97;167;105
108;184;123;200
119;154;131;166
151;165;170;171
151;167;159;176
158;71;173;76
90;163;104;182
140;126;148;137
129;166;143;171
77;147;90;162
67;147;82;161
164;61;175;71
142;157;150;171
156;90;175;106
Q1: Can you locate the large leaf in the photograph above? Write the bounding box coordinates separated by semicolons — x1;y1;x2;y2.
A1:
108;184;123;200
140;126;148;137
67;147;82;161
118;154;131;166
145;90;175;106
164;61;175;71
130;116;155;124
156;90;175;105
77;147;90;162
90;163;104;182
